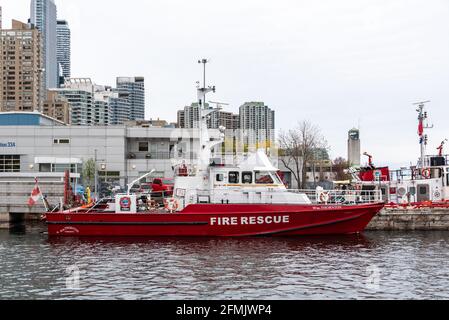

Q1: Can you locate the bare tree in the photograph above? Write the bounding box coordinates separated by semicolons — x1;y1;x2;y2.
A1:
333;157;351;181
279;121;328;189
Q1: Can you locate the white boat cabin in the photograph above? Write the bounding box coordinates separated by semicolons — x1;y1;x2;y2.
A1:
172;149;311;209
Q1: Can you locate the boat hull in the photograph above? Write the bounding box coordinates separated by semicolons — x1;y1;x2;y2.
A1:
45;203;384;237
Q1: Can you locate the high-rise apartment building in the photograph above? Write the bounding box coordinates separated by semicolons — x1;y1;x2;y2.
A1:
177;103;239;130
42;90;70;124
239;102;275;148
0;20;43;112
183;103;201;129
94;93;113;126
116;77;145;121
56;20;70;83
110;91;131;125
30;0;57;89
177;110;185;128
54;78;94;126
209;110;240;130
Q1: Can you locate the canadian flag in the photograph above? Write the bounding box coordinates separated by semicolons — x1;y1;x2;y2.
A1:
28;178;42;207
418;119;424;137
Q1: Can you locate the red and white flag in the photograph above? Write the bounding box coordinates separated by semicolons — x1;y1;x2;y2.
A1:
28;178;42;207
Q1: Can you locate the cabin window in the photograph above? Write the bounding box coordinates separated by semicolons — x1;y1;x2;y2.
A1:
409;187;416;196
255;171;274;184
216;174;224;182
446;174;449;187
229;172;239;184
242;172;253;184
419;186;427;195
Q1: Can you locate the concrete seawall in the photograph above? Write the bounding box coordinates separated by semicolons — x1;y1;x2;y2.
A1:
0;181;64;228
367;208;449;231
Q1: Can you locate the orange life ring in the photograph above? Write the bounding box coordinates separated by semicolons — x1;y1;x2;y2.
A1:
422;168;431;179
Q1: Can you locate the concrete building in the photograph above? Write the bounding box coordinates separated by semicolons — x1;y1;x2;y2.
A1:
116;77;145;121
42;90;70;124
0;20;43;112
348;128;361;167
239;102;275;149
56;19;70;83
30;0;58;89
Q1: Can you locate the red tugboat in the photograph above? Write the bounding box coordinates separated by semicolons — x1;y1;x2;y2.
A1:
44;61;384;237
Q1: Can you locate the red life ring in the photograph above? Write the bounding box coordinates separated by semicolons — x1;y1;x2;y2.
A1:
319;192;330;203
422;168;431;179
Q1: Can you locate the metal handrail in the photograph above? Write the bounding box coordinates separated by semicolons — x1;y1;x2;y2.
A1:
290;189;383;204
189;188;383;205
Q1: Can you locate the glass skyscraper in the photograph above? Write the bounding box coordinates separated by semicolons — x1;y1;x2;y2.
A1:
30;0;58;89
56;20;71;83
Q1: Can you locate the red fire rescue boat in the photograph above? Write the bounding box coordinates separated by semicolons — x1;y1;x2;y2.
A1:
43;63;384;237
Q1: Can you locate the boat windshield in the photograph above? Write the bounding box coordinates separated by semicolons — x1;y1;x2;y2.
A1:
255;171;280;184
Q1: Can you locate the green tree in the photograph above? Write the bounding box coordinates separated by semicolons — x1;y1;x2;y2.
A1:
82;158;96;190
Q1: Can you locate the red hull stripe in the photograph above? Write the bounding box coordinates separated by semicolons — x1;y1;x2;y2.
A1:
47;221;208;226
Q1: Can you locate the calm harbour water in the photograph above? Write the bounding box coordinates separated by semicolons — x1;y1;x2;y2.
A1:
1;223;449;300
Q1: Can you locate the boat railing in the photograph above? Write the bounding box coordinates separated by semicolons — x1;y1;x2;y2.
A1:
289;189;383;205
197;188;382;205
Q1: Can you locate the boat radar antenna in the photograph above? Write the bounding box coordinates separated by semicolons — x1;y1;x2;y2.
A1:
208;101;229;110
414;100;433;168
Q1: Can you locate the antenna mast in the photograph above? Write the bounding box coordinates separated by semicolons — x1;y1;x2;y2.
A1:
414;100;433;168
196;59;217;172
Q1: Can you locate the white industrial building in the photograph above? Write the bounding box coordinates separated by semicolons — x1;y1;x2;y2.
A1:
0;112;218;188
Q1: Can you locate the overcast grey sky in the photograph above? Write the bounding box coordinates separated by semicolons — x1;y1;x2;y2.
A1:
2;0;449;167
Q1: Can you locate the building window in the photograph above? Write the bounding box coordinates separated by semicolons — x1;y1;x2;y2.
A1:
0;155;20;172
216;174;224;182
54;138;70;144
138;142;149;152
